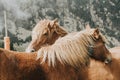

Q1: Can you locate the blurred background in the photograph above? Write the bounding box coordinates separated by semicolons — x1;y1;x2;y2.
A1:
0;0;120;51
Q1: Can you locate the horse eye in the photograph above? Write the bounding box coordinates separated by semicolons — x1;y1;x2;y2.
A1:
103;41;105;44
43;32;48;36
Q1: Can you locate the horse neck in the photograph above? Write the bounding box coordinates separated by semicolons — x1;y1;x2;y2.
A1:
108;56;120;80
103;57;120;80
109;48;120;75
90;55;120;80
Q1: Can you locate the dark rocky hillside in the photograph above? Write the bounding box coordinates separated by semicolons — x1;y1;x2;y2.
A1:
0;0;120;51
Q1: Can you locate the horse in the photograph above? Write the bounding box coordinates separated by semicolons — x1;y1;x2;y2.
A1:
0;48;119;80
0;48;89;80
26;19;68;52
0;28;112;80
25;19;120;80
26;20;120;80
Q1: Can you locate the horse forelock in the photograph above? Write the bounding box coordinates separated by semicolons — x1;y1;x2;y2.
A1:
32;19;57;37
33;20;50;31
37;29;105;68
31;20;50;41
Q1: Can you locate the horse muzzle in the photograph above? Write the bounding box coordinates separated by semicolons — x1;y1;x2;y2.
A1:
104;56;112;64
26;48;35;53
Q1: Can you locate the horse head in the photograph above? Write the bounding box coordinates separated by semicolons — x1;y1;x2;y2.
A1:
26;19;68;52
87;28;112;64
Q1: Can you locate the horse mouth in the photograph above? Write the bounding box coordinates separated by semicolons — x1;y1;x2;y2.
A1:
25;48;35;52
31;49;35;52
104;58;112;64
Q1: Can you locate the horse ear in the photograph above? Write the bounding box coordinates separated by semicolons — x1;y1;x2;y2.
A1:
93;28;99;39
55;26;68;37
85;24;91;30
50;19;58;29
53;18;58;24
47;22;51;29
52;18;58;27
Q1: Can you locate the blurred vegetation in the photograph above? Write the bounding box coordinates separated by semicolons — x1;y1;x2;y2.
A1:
0;0;119;51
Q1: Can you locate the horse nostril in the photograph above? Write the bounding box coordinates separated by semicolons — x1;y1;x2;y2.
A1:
104;58;112;64
31;49;35;52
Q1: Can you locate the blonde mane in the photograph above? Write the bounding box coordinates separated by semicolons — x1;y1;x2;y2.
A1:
37;29;106;67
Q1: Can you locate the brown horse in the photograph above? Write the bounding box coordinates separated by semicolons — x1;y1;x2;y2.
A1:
27;20;120;80
0;28;112;80
26;20;120;80
0;47;119;80
0;48;88;80
26;19;68;52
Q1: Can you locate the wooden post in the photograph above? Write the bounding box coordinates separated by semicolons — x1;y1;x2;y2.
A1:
4;11;10;50
4;37;10;50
